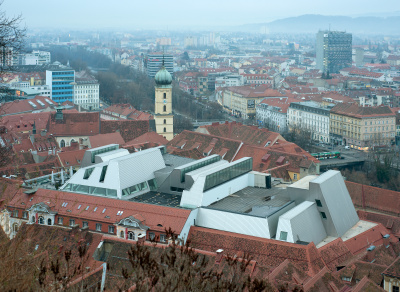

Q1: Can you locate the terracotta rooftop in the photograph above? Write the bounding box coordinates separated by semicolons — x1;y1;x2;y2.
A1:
89;132;125;148
197;122;283;147
331;103;395;118
7;188;191;234
0;96;55;116
100;120;151;142
47;112;100;137
382;256;400;279
188;226;326;276
57;149;86;168
123;131;168;147
346;181;400;216
167;130;241;162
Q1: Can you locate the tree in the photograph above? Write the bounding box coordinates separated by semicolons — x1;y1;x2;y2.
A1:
0;3;26;167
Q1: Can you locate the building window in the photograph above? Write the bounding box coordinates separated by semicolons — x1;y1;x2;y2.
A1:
69;219;75;226
13;210;18;217
163;127;166;133
163;119;166;124
120;230;124;238
149;232;155;241
108;225;115;234
163;105;166;112
47;218;52;225
280;231;288;241
320;212;327;219
393;286;399;292
315;199;323;207
22;211;28;219
96;223;102;232
60;139;65;148
160;234;166;242
82;221;88;228
293;174;297;180
38;216;44;225
58;217;63;225
163;93;166;99
128;231;135;240
13;223;18;233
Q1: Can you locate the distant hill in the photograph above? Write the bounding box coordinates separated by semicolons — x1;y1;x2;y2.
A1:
236;14;400;34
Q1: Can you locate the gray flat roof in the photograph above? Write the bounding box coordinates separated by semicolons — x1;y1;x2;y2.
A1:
130;191;184;208
206;186;292;217
157;154;195;174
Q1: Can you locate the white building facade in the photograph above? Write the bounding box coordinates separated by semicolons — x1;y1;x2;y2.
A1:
73;80;100;110
287;101;333;143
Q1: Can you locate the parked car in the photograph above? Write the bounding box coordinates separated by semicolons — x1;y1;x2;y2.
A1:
344;146;350;150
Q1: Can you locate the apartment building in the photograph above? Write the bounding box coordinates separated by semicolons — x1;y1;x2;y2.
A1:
287;101;333;143
330;103;396;149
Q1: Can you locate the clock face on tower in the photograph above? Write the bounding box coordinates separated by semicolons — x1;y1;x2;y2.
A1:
163;99;167;104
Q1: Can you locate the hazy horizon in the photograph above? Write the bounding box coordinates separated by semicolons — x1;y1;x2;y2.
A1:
3;0;400;30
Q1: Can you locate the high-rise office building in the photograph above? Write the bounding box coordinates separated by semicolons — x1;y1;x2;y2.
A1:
316;31;352;74
46;69;75;103
146;53;173;79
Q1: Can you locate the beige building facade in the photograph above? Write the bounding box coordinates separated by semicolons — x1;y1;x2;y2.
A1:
330;104;395;150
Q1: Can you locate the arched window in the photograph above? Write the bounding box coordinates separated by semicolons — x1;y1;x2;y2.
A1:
163;119;166;124
70;138;76;145
128;231;135;240
47;218;52;225
60;139;65;148
32;216;35;223
13;223;18;233
163;93;166;99
163;105;166;112
120;230;124;238
38;216;44;225
163;127;166;133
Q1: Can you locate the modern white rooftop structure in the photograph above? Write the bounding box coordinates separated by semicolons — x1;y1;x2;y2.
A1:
61;144;362;247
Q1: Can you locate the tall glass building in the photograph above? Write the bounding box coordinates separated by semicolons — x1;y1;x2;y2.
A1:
316;31;352;74
46;69;75;103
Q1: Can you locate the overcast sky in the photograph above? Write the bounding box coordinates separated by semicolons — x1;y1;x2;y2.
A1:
3;0;400;30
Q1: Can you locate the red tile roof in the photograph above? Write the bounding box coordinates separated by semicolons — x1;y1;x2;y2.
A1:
226;85;284;98
89;132;125;148
188;226;326;276
2;112;51;133
100;120;151;142
123;131;168;147
8;188;191;234
47;112;100;137
258;97;302;114
318;238;353;270
345;181;400;216
57;149;86;168
167;130;241;162
0;96;54;116
343;223;397;255
382;257;400;279
198;122;283;147
331;104;395;118
357;210;400;238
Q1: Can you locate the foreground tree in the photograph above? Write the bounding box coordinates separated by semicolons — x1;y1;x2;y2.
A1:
0;2;26;167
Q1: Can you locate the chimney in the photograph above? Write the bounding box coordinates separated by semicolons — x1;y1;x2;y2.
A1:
32;121;36;135
383;234;390;248
137;234;146;243
55;106;63;121
215;249;224;264
366;245;376;262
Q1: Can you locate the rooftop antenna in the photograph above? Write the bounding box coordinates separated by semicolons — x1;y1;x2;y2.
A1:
162;45;165;66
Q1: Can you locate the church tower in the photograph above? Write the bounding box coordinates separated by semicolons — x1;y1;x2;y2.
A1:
154;60;174;140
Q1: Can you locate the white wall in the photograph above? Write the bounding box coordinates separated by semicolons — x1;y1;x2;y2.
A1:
180;173;254;208
196;208;271;238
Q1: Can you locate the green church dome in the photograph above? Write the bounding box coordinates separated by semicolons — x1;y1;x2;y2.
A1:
155;65;172;86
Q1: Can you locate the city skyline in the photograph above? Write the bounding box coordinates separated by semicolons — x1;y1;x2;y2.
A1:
3;0;400;30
